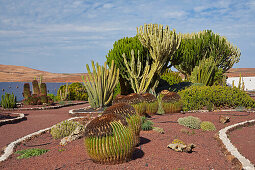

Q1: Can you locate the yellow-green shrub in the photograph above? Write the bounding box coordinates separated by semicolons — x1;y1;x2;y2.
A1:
200;121;216;131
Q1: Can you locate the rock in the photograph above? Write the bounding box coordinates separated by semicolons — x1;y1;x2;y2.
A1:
219;115;230;124
167;143;195;153
60;126;85;146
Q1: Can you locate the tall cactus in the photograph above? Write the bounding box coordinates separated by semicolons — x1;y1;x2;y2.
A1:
32;80;40;96
137;24;181;90
122;49;154;94
190;57;217;86
23;83;31;99
40;83;47;96
82;60;119;109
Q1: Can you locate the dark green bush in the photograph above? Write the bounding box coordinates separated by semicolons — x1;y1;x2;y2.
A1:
57;82;88;101
179;85;255;111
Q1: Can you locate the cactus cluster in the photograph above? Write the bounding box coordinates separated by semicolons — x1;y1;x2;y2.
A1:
177;116;201;129
141;93;158;116
103;103;141;146
161;92;182;113
200;121;216;131
84;113;135;164
82;60;119;109
50;120;84;139
22;80;53;105
1;92;17;108
124;93;146;116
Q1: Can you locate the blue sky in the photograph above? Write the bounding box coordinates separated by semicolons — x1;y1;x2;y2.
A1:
0;0;254;73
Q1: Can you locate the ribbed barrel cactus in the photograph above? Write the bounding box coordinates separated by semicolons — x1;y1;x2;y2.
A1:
112;95;126;105
141;93;158;116
84;113;135;164
161;92;182;113
103;103;141;146
124;93;146;116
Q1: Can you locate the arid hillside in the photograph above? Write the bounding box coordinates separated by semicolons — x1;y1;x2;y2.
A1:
0;64;86;82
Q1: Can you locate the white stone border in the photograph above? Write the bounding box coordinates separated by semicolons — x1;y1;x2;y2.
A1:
218;119;255;170
0;113;25;125
0;116;88;162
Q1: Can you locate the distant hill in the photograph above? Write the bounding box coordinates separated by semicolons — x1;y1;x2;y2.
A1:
0;64;86;82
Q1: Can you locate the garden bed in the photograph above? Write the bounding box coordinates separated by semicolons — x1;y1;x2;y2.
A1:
0;111;254;169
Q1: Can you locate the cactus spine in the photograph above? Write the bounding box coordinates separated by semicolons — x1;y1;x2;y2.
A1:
137;24;181;90
122;49;153;94
82;60;119;109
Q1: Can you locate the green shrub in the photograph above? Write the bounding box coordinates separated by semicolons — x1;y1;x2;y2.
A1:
50;120;83;139
200;121;216;131
177;116;201;129
141;116;153;131
1;92;17;108
15;148;49;159
179;85;255;111
160;69;183;86
57;82;88;101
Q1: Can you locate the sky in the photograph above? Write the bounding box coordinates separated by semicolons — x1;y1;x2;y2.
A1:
0;0;255;73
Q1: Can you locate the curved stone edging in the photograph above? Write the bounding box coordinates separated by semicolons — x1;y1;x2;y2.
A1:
2;101;88;111
218;119;255;170
0;113;26;126
0;116;91;162
69;106;103;117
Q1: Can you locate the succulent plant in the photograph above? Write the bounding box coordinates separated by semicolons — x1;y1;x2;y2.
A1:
32;80;40;96
103;103;141;146
172;139;185;145
50;120;84;139
40;95;48;104
84;113;135;164
1;92;17;108
200;121;216;131
23;83;31;99
177;116;201;129
112;95;126;105
124;93;146;116
141;116;153;131
40;83;47;96
161;92;182;113
141;93;158;116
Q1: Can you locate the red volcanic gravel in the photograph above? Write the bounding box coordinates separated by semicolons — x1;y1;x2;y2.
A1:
0;110;254;169
230;123;255;165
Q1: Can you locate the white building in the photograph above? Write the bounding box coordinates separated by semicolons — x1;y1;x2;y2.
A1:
227;77;255;91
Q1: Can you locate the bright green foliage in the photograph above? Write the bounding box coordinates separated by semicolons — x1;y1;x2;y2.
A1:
178;85;255;111
106;36;150;95
1;93;17;108
142;93;158;115
15;148;49;159
50;120;83;139
161;69;183;86
82;60;119;109
23;83;31;99
190;57;217;86
113;82;121;99
137;24;182;91
57;83;69;101
123;49;153;94
84;114;135;164
141;116;153;131
40;83;47;96
173;30;241;78
177;116;201;129
57;82;88;101
200;121;216;131
103;103;142;146
32;80;40;95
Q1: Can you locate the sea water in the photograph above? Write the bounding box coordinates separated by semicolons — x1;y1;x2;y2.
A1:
0;82;66;102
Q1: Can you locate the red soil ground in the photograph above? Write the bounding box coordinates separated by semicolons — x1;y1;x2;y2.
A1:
0;110;254;169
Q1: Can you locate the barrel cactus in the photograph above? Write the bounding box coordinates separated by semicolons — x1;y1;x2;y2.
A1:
112;95;126;105
141;93;158;116
124;93;146;116
84;113;135;164
103;103;141;146
161;92;182;113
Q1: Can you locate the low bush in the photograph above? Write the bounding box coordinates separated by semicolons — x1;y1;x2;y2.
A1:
200;121;216;131
177;116;201;129
160;69;183;86
15;148;49;159
141;116;153;131
179;85;255;111
1;93;17;108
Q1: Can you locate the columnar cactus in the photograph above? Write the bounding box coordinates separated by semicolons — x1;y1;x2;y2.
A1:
137;24;182;90
141;93;158;116
82;60;119;109
103;103;142;146
124;93;146;116
1;93;17;108
40;83;47;96
122;49;154;94
84;113;135;164
161;92;182;113
32;80;40;96
23;83;31;99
